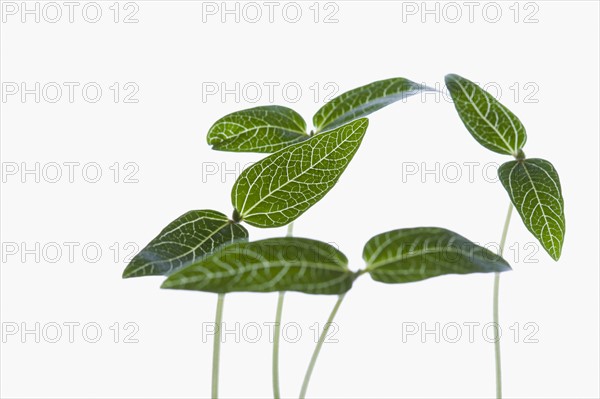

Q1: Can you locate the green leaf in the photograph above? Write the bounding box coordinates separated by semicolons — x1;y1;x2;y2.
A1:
232;118;369;228
122;210;249;278
313;78;430;133
445;74;527;156
498;158;565;260
161;237;354;295
206;106;309;153
363;227;511;284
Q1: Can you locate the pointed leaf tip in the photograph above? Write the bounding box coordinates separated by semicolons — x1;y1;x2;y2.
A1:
122;210;249;278
363;227;512;284
498;158;565;261
232;118;369;228
445;73;527;156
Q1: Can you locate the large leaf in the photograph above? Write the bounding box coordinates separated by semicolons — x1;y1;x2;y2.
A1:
161;237;354;295
206;106;309;153
445;74;527;156
498;158;565;260
122;210;249;278
231;118;368;228
363;227;511;284
312;78;430;133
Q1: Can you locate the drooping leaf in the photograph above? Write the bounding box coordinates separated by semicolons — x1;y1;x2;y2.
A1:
206;106;309;153
231;118;368;228
161;237;354;295
498;158;565;260
445;74;527;156
122;210;249;278
363;227;511;284
312;78;430;133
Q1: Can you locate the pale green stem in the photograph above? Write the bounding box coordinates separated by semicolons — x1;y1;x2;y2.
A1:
494;203;513;399
212;294;225;399
272;222;294;398
299;294;346;399
272;292;285;398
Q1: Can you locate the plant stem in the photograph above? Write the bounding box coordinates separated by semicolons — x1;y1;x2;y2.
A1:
299;294;346;399
494;203;513;399
272;292;285;398
212;294;225;399
272;222;293;398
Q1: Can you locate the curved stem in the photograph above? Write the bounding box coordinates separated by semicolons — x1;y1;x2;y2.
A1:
212;294;225;399
272;292;285;398
272;222;293;398
494;203;513;399
299;294;346;399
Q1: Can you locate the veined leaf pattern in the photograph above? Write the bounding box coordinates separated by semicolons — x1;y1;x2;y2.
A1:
207;106;308;153
313;77;430;133
445;74;527;156
232;118;368;228
498;158;565;260
122;210;248;278
363;227;511;284
161;237;354;295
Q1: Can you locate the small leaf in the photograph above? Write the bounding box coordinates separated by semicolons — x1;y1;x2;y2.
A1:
445;74;527;156
498;158;565;260
363;227;511;284
206;106;309;153
232;118;368;228
313;78;430;133
123;210;249;278
161;237;354;295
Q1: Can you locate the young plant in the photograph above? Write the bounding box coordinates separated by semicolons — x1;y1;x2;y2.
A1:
445;73;566;398
123;77;513;398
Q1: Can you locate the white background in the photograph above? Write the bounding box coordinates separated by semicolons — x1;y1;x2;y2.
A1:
1;1;599;398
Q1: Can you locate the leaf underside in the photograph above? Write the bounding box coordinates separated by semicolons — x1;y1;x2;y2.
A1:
498;158;565;260
445;74;527;156
231;118;369;228
206;105;309;153
161;237;354;295
122;210;249;278
313;77;431;133
363;227;511;284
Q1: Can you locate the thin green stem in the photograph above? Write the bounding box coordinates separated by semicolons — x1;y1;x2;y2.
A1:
272;222;293;398
494;203;513;399
212;294;225;399
272;292;285;399
299;294;346;399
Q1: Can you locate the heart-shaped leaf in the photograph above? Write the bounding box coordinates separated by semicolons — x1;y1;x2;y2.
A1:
363;227;511;284
313;77;430;133
206;106;309;153
122;210;249;278
232;118;368;228
498;158;565;260
445;74;527;156
161;237;354;295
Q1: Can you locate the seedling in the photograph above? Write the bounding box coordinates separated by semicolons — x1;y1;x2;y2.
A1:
445;73;566;398
123;77;521;398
